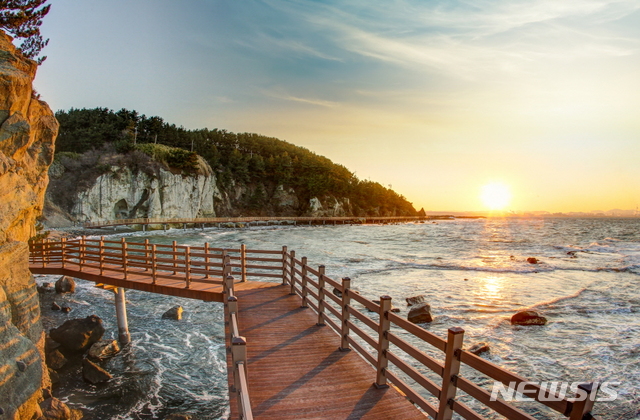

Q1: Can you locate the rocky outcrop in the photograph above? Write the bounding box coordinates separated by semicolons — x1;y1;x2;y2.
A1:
49;315;105;352
65;162;219;223
0;30;58;419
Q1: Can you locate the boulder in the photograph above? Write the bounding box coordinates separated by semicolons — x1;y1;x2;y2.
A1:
406;295;426;306
38;283;55;293
526;257;538;264
48;368;60;384
82;358;112;384
332;287;342;298
88;340;120;360
61;306;71;313
49;315;105;351
46;350;67;370
39;398;71;420
45;336;61;353
162;306;184;320
511;311;547;326
468;342;490;356
390;307;401;313
55;276;76;293
408;303;433;324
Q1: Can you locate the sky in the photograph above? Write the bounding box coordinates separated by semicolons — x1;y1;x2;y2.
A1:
33;0;640;213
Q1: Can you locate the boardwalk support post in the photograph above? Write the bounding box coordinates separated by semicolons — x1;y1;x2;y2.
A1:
339;277;351;351
316;265;326;326
568;383;600;420
282;246;288;285
375;295;392;388
436;327;465;420
151;244;157;284
114;287;130;345
289;250;296;295
61;238;66;269
121;238;128;280
240;244;247;282
185;246;191;289
300;257;309;307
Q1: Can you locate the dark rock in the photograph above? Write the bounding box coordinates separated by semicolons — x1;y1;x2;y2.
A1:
468;342;490;355
40;398;71;420
38;283;55;293
82;358;112;384
49;315;105;352
43;282;52;288
166;415;192;420
408;303;433;324
526;257;538;264
16;360;27;372
55;276;76;293
61;306;71;313
511;311;547;326
162;305;183;320
48;368;60;384
46;350;67;370
332;287;342;298
45;336;61;353
406;295;426;306
390;307;401;313
88;340;120;360
42;388;52;400
51;302;61;310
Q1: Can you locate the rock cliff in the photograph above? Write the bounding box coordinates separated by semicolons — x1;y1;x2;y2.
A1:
0;31;58;419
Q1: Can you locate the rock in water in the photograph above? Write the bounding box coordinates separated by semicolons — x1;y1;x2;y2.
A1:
49;315;105;351
406;295;426;306
55;276;76;293
468;342;490;355
162;306;184;320
51;302;61;310
166;415;193;420
46;350;67;370
526;257;538;264
39;397;82;420
332;287;342;298
408;303;433;324
82;358;112;384
511;311;547;326
88;340;120;360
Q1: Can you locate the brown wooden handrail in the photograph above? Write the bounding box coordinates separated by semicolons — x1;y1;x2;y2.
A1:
282;250;601;420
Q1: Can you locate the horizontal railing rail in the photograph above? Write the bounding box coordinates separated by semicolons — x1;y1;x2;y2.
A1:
281;250;601;420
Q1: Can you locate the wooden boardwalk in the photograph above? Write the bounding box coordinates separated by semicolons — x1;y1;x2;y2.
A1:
29;238;602;420
229;281;426;420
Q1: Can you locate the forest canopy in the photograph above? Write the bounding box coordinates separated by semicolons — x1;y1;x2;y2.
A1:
54;107;417;217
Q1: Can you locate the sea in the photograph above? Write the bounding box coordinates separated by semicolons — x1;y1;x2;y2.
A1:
36;217;640;419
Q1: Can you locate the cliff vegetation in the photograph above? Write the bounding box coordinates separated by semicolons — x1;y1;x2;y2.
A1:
53;107;417;218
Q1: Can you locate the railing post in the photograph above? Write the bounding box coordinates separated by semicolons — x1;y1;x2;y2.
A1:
222;253;231;279
316;265;326;326
240;244;247;282
185;246;191;289
42;238;48;268
172;240;177;275
375;295;392;388
339;277;351;351
436;327;465;420
99;237;104;275
61;238;66;269
231;336;247;393
282;246;288;285
204;242;210;279
568;382;600;420
79;236;85;271
300;257;308;308
144;239;150;271
289;250;296;295
224;274;235;296
121;238;128;280
151;244;157;284
227;295;238;315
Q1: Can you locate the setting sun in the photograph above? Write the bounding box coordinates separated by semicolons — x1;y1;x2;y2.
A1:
481;182;512;210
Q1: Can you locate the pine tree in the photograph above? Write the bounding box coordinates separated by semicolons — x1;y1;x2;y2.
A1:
0;0;50;63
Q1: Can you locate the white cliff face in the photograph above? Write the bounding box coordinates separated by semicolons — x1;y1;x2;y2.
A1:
71;166;220;222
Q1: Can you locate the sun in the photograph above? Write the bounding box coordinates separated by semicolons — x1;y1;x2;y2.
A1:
481;182;511;210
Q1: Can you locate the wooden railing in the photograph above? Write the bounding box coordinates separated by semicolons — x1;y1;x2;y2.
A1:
223;274;253;420
28;237;286;286
83;215;427;228
282;251;602;420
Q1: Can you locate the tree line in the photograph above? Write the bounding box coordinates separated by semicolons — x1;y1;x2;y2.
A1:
54;107;417;216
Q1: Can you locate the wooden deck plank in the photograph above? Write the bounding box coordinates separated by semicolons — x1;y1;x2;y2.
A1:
229;281;426;420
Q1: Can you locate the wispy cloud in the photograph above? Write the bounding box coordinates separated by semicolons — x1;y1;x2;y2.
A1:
262;89;340;107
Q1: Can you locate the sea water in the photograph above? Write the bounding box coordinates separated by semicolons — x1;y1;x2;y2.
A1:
37;218;640;419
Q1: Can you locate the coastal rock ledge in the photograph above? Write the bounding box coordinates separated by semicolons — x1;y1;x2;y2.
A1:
0;30;59;419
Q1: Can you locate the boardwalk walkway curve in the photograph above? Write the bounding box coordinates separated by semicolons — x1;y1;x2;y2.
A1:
29;238;601;420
